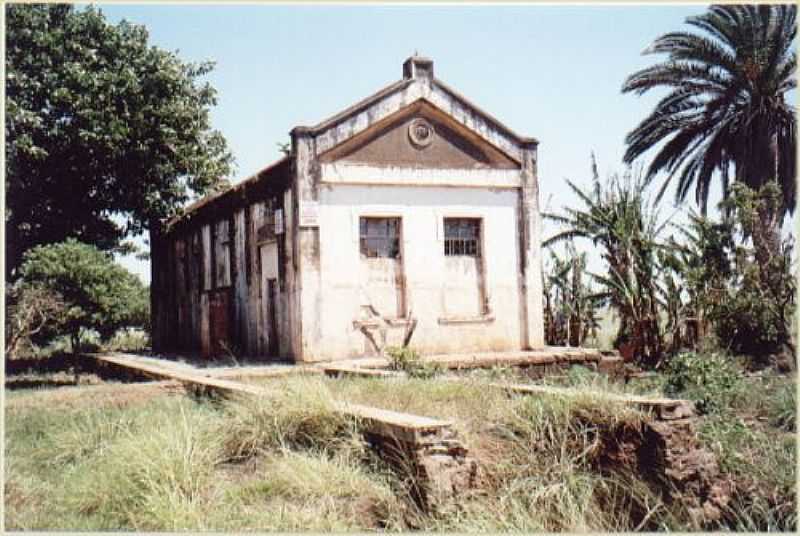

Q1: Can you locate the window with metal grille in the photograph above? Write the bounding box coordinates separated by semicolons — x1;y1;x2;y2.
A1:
359;217;401;258
444;218;481;256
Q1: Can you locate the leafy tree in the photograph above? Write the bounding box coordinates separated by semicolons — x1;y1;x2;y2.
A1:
656;185;795;367
712;183;796;365
544;158;667;366
17;239;150;353
658;211;735;351
6;4;234;278
5;283;67;359
622;4;796;265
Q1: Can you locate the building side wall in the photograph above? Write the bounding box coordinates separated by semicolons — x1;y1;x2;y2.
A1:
152;192;293;359
310;183;525;360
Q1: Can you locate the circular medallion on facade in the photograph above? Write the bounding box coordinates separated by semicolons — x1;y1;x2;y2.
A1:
408;118;434;148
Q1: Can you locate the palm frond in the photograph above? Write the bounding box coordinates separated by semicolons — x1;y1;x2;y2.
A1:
623;3;796;216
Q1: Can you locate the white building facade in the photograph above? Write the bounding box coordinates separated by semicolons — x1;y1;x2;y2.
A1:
152;56;544;362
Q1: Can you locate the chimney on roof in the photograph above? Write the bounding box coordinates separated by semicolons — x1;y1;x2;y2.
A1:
403;55;434;81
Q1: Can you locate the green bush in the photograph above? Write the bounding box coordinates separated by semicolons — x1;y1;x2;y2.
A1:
15;239;150;352
107;328;150;353
766;381;796;432
713;272;793;363
663;352;743;414
385;346;442;379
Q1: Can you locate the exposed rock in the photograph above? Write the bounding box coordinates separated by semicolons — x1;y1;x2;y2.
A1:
640;417;732;526
417;439;478;510
589;409;731;528
366;429;477;513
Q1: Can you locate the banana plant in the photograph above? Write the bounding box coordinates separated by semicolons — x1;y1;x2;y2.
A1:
544;156;669;366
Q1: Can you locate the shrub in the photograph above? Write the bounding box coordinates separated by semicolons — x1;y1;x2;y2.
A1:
107;328;150;353
766;381;796;432
712;260;794;364
712;184;796;365
385;346;442;379
663;352;743;414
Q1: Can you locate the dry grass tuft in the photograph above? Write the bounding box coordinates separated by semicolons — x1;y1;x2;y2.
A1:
218;375;363;461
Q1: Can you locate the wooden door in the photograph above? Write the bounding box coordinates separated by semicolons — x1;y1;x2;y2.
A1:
209;289;230;356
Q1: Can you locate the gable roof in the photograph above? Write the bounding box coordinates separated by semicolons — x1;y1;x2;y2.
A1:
294;56;537;164
164;56;538;233
319;99;520;169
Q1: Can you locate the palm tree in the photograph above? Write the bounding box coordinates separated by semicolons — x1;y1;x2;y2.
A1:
622;5;796;245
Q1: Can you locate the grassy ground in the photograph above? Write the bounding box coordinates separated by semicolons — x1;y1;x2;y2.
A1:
5;362;796;531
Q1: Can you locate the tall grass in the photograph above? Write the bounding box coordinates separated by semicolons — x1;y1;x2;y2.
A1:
412;394;663;531
221;450;404;530
4;379;395;531
61;404;222;530
5;367;795;531
218;376;363;461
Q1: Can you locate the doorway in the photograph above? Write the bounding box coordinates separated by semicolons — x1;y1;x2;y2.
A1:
260;241;280;357
208;288;230;356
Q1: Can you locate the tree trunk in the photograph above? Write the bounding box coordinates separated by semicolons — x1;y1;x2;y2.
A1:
71;332;81;355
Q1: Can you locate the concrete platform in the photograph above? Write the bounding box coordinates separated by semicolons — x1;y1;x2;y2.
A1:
92;347;616;382
92;352;455;443
491;382;695;421
331;346;611;371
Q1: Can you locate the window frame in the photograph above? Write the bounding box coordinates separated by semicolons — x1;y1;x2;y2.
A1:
443;217;482;258
359;216;402;259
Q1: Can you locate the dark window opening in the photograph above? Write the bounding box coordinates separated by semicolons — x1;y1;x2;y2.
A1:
259;202;276;243
360;217;401;258
444;218;481;256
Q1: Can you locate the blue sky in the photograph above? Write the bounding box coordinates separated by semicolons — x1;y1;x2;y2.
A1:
99;3;727;283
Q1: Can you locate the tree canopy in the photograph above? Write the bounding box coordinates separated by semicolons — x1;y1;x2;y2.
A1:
622;4;796;217
6;4;234;278
15;239;150;352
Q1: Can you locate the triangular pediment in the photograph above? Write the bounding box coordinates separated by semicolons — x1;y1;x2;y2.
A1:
318;100;520;170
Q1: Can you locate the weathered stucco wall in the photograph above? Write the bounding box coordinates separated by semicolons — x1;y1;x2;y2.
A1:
310;183;524;360
153;56;544;363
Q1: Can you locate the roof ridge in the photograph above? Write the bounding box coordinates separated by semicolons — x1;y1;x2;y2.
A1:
165;155;289;229
294;78;412;135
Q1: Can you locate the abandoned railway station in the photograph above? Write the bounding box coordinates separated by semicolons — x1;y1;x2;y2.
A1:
150;56;545;362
